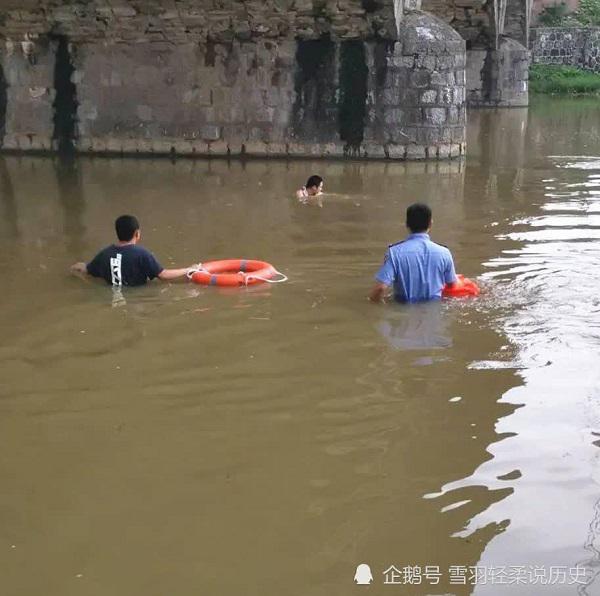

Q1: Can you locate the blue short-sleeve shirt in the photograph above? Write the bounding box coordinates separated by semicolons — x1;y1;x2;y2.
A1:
375;233;457;303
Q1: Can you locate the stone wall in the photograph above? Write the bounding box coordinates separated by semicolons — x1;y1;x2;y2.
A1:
422;0;527;48
467;37;529;107
422;0;529;107
530;27;600;72
0;0;467;160
421;0;491;48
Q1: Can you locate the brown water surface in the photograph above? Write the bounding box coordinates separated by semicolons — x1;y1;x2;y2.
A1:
1;97;600;596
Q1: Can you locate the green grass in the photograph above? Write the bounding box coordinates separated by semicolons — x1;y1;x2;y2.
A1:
530;64;600;94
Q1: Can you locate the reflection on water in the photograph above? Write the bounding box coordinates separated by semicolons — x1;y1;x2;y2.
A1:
0;98;599;595
376;301;452;351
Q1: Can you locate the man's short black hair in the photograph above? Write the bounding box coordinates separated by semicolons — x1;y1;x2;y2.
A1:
115;215;140;241
305;175;323;189
406;203;432;233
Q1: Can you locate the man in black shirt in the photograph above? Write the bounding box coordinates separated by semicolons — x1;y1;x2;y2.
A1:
71;215;198;286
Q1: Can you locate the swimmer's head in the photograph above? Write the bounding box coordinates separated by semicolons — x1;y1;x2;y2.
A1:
115;215;141;243
305;175;324;195
406;203;432;233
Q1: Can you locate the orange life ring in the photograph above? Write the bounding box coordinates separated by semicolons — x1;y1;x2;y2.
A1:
190;259;277;287
442;274;480;298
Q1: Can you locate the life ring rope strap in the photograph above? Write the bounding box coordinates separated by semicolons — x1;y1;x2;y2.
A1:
244;271;288;285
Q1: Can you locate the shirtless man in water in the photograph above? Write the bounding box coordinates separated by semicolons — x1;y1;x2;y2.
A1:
296;175;324;203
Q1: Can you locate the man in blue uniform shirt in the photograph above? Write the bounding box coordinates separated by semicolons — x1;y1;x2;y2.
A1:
71;214;199;286
369;203;457;303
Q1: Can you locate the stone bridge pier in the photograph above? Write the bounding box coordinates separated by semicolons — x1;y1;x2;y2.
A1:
423;0;530;107
0;0;524;160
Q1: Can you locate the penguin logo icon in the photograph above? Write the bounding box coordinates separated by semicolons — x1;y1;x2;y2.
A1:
354;563;373;585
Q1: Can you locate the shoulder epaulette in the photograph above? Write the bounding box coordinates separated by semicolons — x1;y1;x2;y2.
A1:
388;241;405;248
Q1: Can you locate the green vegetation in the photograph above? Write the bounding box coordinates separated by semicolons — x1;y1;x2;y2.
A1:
530;64;600;94
538;2;575;25
578;0;600;24
538;0;600;26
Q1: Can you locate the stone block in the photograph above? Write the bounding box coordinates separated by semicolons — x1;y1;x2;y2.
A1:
90;138;107;153
208;140;228;155
417;127;442;145
321;143;345;157
451;126;465;143
244;141;267;155
287;143;310;157
431;71;452;86
75;136;93;152
201;125;221;141
12;134;31;150
399;88;421;106
454;87;465;103
447;107;459;124
152;139;174;154
136;139;154;153
436;56;455;70
386;144;406;160
382;87;401;105
427;145;439;159
411;70;431;88
437;145;452;159
113;6;137;17
389;128;411;144
106;137;123;153
420;89;437;104
391;55;414;68
384;108;404;126
190;139;209;155
449;143;461;158
171;140;194;154
406;144;427;160
362;142;386;159
424;107;447;126
120;139;139;153
396;126;418;143
266;142;287;156
438;87;454;104
415;55;436;70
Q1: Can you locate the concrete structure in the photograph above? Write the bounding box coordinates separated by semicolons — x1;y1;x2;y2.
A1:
0;0;468;160
423;0;530;107
0;0;529;160
531;27;600;72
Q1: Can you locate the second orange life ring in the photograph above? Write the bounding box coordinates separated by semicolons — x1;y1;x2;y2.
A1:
190;259;277;287
442;274;480;298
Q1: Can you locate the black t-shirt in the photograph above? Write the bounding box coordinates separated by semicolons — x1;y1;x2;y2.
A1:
86;244;163;286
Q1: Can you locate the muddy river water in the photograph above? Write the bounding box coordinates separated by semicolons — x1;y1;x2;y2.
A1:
1;97;600;596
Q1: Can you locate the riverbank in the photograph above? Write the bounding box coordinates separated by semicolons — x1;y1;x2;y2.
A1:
529;64;600;94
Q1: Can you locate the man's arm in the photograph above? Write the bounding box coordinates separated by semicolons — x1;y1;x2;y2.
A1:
157;264;200;281
369;282;391;303
369;249;395;303
444;251;458;287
